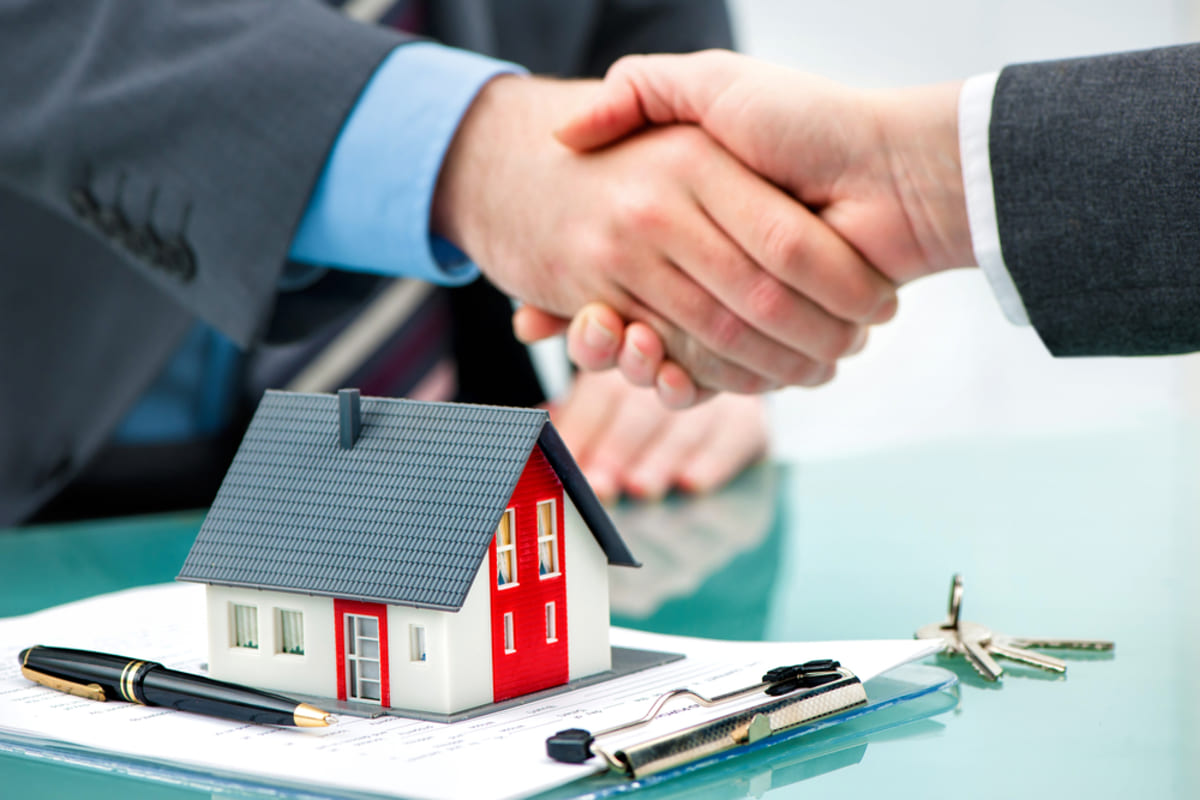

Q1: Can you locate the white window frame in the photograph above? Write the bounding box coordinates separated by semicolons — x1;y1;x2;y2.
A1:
276;608;304;655
496;508;518;588
410;624;428;663
344;613;383;704
536;499;560;578
503;612;516;654
545;602;557;643
231;603;258;649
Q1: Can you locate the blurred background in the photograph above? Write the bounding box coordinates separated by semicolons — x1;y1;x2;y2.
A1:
724;0;1200;460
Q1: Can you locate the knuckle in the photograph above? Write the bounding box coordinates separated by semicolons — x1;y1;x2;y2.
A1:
617;191;669;235
659;126;711;167
705;308;750;354
761;216;809;271
744;276;793;329
580;234;624;276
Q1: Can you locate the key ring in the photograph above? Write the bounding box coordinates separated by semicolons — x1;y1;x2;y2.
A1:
948;574;963;628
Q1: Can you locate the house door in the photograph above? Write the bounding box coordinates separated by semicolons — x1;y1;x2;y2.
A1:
334;599;390;707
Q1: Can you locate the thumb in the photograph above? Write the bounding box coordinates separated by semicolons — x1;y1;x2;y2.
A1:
556;51;730;151
512;305;571;343
555;71;647;151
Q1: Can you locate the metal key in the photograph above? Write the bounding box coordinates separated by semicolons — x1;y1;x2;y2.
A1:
914;575;1114;682
915;575;1005;681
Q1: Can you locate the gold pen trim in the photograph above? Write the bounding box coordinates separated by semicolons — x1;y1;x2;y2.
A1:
120;660;146;704
20;666;107;702
293;702;335;727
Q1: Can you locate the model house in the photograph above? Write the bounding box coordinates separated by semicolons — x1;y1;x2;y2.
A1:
177;389;638;716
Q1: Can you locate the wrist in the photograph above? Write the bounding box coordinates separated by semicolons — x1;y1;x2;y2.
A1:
431;74;525;261
874;80;974;277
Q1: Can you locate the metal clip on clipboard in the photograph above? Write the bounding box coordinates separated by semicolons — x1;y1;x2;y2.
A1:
546;659;867;778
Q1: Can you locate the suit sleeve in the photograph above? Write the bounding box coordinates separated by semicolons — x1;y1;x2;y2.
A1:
989;43;1200;357
0;0;406;347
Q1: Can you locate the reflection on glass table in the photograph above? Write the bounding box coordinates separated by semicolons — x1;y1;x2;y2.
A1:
2;417;1198;798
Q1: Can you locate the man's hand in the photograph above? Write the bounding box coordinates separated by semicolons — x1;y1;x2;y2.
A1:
518;51;973;403
556;50;974;283
550;369;768;502
433;74;897;394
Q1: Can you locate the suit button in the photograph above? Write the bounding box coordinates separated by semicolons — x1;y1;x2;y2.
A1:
69;188;99;221
96;206;131;240
158;237;196;282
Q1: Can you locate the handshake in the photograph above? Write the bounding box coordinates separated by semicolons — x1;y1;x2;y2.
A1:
434;50;974;408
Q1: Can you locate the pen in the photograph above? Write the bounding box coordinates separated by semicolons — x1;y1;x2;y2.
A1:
19;645;336;727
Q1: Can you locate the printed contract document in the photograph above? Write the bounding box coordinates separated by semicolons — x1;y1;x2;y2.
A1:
0;584;937;800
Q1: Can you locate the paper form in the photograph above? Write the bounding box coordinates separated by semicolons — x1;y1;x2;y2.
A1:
0;584;937;800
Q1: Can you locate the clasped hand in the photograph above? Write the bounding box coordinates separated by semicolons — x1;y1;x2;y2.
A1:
432;69;901;404
504;51;973;407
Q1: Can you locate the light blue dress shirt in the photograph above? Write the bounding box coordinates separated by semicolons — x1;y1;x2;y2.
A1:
115;43;521;444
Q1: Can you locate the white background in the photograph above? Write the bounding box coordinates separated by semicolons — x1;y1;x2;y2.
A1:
728;0;1200;459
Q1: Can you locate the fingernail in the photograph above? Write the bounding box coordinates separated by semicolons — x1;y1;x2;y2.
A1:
583;317;617;351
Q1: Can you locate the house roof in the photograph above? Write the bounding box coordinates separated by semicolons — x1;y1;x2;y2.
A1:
177;391;637;610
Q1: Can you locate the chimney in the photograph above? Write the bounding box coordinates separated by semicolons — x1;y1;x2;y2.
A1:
338;388;362;449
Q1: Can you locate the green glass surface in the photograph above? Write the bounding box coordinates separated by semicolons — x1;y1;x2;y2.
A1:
2;421;1197;798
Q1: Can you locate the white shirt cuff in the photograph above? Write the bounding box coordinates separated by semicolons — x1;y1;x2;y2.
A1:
959;71;1030;326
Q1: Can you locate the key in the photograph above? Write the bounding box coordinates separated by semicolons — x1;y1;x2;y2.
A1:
958;621;1058;677
996;634;1114;652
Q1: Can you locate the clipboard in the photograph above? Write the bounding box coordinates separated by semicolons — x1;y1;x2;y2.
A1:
547;659;870;777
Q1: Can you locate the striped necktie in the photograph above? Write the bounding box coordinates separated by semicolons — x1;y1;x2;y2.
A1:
255;0;456;402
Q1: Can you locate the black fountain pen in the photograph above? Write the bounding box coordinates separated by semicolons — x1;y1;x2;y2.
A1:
19;645;336;727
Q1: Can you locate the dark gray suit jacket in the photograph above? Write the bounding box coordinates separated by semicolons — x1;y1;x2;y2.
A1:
0;0;730;525
990;43;1200;356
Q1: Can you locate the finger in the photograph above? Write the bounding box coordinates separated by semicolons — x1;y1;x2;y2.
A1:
581;385;672;501
664;190;864;377
616;322;666;388
676;398;770;494
551;373;624;468
618;189;836;388
617;261;782;395
512;305;570;343
621;405;716;500
556;52;731;151
564;303;626;372
654;361;703;410
693;142;899;329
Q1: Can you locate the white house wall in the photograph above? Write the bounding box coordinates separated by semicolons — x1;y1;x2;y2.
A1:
205;585;336;698
385;565;492;715
437;566;495;713
563;496;612;680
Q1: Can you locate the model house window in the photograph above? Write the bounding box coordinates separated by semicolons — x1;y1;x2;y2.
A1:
410;625;427;662
232;604;258;649
496;508;517;587
537;500;559;577
277;609;304;655
345;614;382;703
503;612;515;653
545;602;557;643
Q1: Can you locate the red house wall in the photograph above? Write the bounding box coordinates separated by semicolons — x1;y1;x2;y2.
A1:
488;445;568;702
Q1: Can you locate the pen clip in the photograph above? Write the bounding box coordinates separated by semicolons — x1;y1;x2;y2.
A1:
21;666;107;702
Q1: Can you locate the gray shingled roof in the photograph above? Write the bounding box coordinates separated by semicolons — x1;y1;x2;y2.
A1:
177;391;637;610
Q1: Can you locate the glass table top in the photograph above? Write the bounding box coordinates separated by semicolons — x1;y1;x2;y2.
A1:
2;420;1196;798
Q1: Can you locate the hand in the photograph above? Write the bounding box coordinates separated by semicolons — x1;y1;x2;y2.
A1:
550;369;768;502
556;50;974;284
433;75;897;394
515;302;729;409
